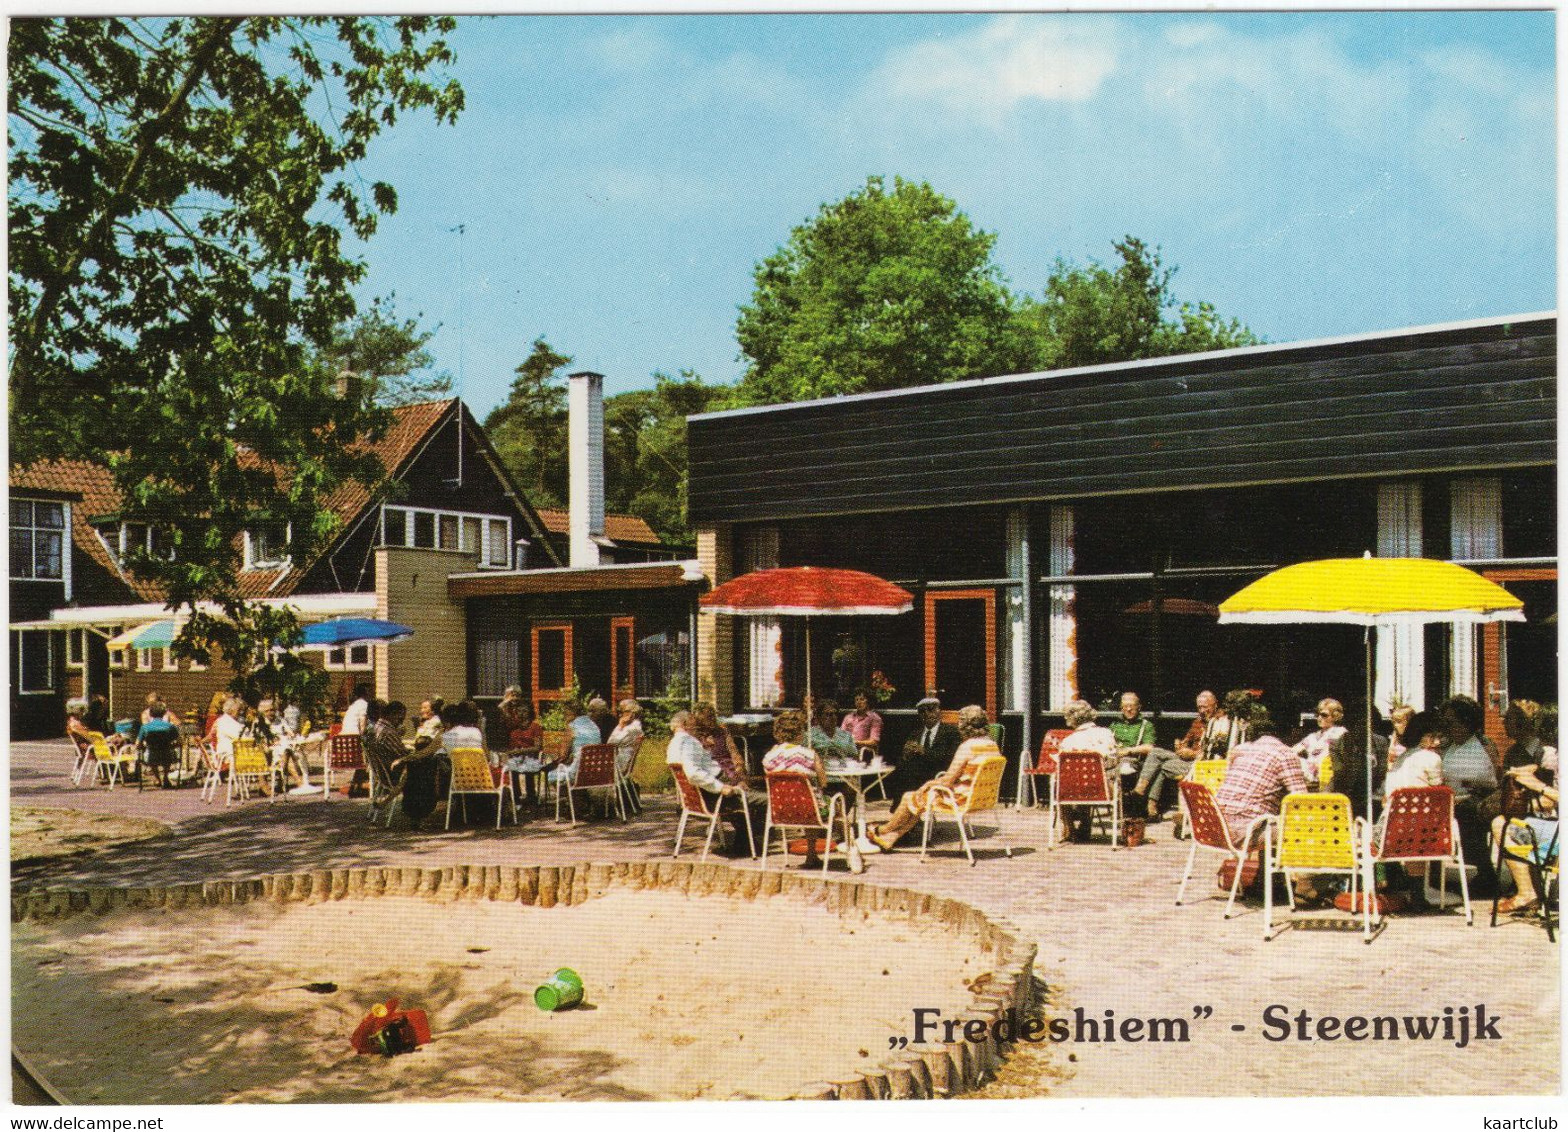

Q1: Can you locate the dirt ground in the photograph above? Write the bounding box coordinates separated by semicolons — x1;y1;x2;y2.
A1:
11;806;171;862
12;888;985;1103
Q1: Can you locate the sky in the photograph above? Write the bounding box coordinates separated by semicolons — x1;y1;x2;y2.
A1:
345;10;1557;412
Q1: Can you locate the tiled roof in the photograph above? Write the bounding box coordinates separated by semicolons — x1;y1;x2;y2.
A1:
10;399;459;603
532;508;664;546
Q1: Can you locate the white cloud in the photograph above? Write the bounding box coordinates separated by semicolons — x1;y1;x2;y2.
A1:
864;15;1120;125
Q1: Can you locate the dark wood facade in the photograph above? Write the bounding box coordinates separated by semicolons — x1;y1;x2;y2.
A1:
690;315;1554;521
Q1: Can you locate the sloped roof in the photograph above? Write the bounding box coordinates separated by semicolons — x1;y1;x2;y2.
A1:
11;399;462;603
532;507;664;546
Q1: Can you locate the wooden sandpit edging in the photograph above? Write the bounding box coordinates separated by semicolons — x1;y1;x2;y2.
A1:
13;860;1040;1102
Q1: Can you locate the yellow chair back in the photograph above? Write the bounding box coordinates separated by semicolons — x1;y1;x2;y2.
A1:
933;754;1006;815
449;747;493;792
232;738;270;776
1189;759;1228;793
1276;793;1357;870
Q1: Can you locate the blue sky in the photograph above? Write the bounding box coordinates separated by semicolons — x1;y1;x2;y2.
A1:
349;11;1556;411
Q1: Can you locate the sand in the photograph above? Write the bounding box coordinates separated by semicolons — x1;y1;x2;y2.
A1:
11;806;171;862
13;887;985;1103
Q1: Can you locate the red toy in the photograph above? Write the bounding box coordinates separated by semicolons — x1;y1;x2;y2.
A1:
350;998;431;1056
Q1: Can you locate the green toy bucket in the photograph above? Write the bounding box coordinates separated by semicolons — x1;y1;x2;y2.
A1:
534;967;584;1011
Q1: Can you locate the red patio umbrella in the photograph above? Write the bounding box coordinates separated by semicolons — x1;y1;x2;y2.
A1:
700;567;914;704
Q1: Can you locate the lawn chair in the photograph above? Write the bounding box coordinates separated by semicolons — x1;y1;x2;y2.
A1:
194;735;226;803
555;744;624;826
227;738;275;805
86;733;137;789
68;729;98;786
669;763;753;861
1175;780;1268;916
1366;786;1471;931
1263;792;1368;941
323;734;364;799
616;736;645;816
761;771;849;874
1022;728;1073;808
1173;757;1231;840
1048;750;1121;849
446;747;517;830
359;735;405;828
920;754;1011;865
1493;818;1559;942
138;728;181;790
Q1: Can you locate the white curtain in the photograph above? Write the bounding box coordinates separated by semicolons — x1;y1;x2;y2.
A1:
1375;481;1425;712
1047;504;1077;711
1449;476;1502;698
739;527;782;707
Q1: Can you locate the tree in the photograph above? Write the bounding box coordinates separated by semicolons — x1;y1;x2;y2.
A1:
318;295;452;407
8;16;464;689
733;176;1035;405
604;371;728;542
485;338;571;508
1024;236;1260;369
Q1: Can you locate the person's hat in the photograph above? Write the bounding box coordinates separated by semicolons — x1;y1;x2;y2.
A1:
916;696;941;709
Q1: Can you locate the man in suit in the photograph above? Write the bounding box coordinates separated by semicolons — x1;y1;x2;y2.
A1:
889;695;962;805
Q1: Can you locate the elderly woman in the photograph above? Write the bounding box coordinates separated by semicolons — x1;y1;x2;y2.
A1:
496;685;529;747
1056;699;1118;842
860;705;999;854
691;701;746;785
762;709;829;866
808;698;857;765
840;690;883;756
1293;698;1347;788
1387;704;1416;761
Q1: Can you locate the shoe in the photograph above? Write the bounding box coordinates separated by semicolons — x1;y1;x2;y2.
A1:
1496;896;1540;916
854;834;883;855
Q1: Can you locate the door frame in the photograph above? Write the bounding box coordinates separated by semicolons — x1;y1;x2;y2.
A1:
609;615;636;704
530;621;574;713
1479;567;1556;745
923;588;997;718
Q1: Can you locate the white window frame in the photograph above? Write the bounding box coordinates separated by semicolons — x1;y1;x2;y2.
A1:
66;627;85;669
243;523;291;571
107;625;127;670
11;498;68;582
377;503;512;567
325;643;373;671
17;630;56;694
160;646;179;672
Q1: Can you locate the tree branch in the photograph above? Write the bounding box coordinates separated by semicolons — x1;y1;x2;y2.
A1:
12;17;240;382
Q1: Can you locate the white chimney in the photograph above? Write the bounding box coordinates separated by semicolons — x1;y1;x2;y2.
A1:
567;370;606;568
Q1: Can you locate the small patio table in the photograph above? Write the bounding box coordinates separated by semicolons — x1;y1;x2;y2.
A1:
825;759;892;842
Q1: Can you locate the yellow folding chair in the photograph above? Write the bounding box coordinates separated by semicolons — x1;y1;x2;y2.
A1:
228;738;275;805
446;747;517;830
1263;792;1368;941
920;755;1013;866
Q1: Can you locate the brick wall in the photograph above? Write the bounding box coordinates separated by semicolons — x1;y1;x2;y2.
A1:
378;546;475;711
694;524;733;713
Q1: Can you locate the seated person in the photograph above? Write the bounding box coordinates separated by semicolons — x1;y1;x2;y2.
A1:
65;699;96;748
547;698;601;788
666;709;764;856
1109;691;1157;806
762;709;829;867
1214;703;1307;851
1294;698;1348;788
366;701;437;829
1492;780;1559;916
136;702;181;787
1383;711;1445;795
607;699;645;809
840;690;883;757
691;702;745;785
1127;689;1218;819
808;699;857;766
86;693;132;750
140;692;181;728
889;696;960;805
588;696;617;743
1056;699;1118;842
859;705;999;854
1438;695;1501;899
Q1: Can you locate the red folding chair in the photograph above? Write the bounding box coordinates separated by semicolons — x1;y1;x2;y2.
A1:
669;764;753;861
323;733;364;800
1022;728;1073;807
555;744;625;826
1366;785;1472;929
762;771;849;875
1048;750;1121;849
1175;780;1269;916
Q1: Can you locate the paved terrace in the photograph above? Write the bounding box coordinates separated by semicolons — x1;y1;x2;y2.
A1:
10;739;1559;1099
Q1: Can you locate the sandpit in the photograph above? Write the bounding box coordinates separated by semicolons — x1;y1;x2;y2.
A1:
11;806;171;862
14;885;991;1103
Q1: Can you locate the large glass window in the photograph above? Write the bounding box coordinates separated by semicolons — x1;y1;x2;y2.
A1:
11;499;65;580
16;630;55;693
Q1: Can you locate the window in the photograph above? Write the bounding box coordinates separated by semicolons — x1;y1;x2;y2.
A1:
161;646;179;672
475;639;522;697
439;514;460;551
531;623;573;710
16;630;56;693
66;628;85;668
486;520;511;567
11;499;65;580
107;625;127;669
382;507;410;546
377;504;512;566
924;590;998;718
137;648;156;671
326;644;373;670
244;523;289;570
611;617;636;702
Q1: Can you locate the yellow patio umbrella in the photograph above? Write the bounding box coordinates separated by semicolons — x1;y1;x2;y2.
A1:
1219;556;1525;816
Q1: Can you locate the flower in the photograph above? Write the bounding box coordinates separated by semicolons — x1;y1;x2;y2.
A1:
868;669;896;704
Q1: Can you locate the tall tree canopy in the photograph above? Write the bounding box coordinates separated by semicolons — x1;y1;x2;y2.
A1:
604;371;728;542
8;16;464;701
317;296;453;408
485;338;571;509
1026;236;1261;369
733;176;1035;405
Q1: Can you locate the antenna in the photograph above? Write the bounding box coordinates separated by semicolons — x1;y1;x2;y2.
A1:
447;222;467;489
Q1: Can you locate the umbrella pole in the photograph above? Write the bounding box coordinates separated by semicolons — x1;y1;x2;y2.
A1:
804;617;812;713
1365;626;1375;822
